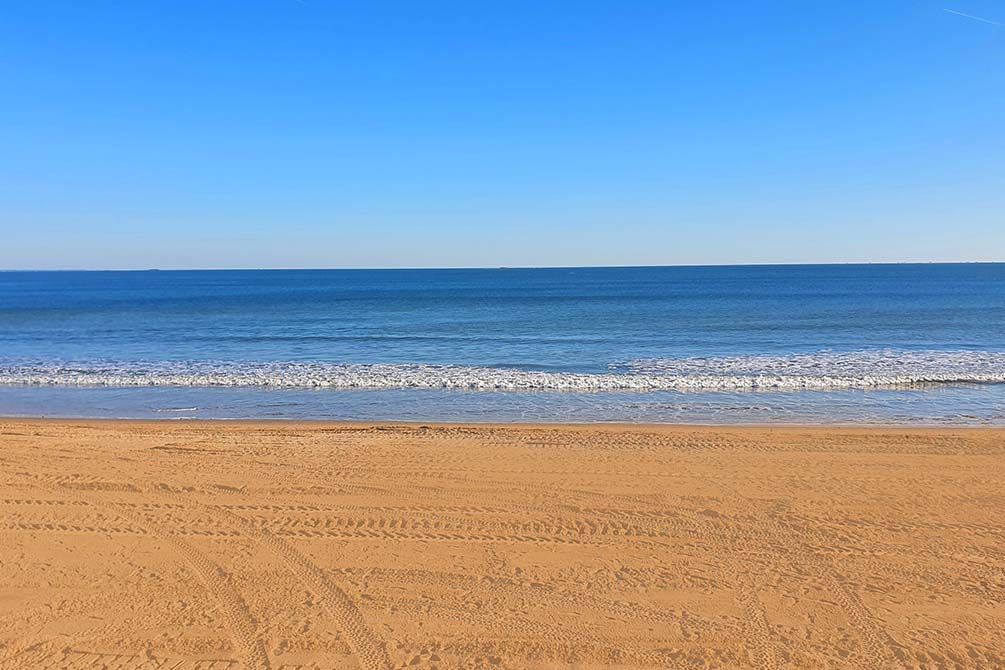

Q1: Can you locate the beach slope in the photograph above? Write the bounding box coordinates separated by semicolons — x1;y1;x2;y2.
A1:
1;419;1003;669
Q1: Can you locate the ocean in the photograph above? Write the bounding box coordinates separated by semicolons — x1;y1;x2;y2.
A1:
2;264;1004;424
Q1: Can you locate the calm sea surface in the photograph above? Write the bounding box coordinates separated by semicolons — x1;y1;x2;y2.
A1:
2;264;1004;423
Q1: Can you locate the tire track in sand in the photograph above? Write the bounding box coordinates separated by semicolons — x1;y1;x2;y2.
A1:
730;497;902;670
732;573;778;670
43;482;272;670
825;573;901;670
155;486;392;670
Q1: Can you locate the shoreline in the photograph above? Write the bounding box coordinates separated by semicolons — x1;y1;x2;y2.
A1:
4;414;1005;432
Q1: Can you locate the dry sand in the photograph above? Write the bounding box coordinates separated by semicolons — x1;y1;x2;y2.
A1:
0;419;1003;670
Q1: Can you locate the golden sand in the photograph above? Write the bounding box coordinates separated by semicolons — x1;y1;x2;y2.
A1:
0;419;1003;669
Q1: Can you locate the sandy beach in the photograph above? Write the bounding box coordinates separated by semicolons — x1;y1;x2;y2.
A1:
1;419;1003;669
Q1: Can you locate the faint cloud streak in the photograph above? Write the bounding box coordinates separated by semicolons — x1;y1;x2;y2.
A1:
943;8;1002;26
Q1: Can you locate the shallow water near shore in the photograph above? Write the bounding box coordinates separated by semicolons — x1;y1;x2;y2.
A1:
2;264;1004;423
3;383;1004;425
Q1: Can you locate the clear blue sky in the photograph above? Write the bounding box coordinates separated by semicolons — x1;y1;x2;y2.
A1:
1;1;1002;269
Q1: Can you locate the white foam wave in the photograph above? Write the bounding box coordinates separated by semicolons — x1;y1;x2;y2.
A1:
2;350;1005;391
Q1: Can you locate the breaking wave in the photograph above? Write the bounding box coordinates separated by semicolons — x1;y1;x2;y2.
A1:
2;350;1005;391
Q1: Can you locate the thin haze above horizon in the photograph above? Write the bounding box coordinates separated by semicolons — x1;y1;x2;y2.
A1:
1;1;1003;270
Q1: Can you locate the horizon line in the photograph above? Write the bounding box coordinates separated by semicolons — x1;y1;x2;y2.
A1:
0;260;1002;273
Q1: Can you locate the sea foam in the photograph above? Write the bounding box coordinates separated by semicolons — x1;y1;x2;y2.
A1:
2;350;1005;391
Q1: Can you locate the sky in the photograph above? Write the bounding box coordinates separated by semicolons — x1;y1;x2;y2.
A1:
1;1;1003;269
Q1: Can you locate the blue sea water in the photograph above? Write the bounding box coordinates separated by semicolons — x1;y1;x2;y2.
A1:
1;264;1004;423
